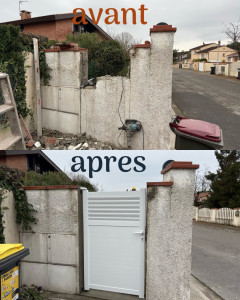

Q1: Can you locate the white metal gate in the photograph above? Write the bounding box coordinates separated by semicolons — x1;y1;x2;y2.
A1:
83;189;146;298
199;62;204;72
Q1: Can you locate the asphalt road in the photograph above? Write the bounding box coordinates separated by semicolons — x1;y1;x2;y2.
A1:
172;69;240;150
192;222;240;300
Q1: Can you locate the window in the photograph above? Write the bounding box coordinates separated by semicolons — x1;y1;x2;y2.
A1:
223;53;225;57
72;23;85;34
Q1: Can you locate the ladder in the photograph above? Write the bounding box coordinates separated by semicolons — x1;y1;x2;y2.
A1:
0;73;26;150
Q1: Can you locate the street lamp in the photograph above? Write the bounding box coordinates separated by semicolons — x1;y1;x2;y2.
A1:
216;40;221;75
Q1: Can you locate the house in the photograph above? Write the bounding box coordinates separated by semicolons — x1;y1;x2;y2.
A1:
1;10;112;41
190;42;218;61
189;42;239;73
226;52;239;63
176;51;190;63
208;46;238;63
194;191;211;206
0;150;61;173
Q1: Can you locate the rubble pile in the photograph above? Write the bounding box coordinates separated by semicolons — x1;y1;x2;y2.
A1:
25;129;119;150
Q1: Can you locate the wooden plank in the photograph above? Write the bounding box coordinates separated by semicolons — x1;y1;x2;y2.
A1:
0;136;21;150
33;38;42;137
0;104;14;115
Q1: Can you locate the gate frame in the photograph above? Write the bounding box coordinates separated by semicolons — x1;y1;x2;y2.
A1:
82;189;146;299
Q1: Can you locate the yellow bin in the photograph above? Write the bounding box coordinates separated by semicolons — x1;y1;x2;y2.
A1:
0;244;29;300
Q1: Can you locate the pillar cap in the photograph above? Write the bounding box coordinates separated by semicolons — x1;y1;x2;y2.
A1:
147;182;173;187
150;25;177;33
161;161;199;174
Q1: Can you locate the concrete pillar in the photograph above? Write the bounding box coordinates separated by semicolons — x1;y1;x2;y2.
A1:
146;161;199;300
233;208;240;227
2;190;19;243
130;24;176;150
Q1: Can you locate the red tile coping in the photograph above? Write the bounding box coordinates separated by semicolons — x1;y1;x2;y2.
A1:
44;48;88;53
20;185;79;190
133;41;151;48
150;25;177;33
147;182;173;187
161;161;199;174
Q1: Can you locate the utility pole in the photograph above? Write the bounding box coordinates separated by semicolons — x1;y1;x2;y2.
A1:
19;1;28;16
216;40;221;75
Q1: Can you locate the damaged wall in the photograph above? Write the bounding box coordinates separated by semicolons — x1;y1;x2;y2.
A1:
41;24;176;149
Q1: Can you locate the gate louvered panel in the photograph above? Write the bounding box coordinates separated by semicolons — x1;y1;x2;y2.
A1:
87;192;142;226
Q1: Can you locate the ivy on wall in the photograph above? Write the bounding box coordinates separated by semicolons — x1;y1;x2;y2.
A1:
0;166;37;243
0;25;29;118
0;25;53;122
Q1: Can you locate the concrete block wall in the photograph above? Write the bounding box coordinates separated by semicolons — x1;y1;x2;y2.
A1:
41;49;88;134
19;186;82;295
146;161;199;300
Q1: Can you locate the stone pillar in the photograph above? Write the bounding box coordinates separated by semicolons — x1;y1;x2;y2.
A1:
130;24;176;150
146;161;199;300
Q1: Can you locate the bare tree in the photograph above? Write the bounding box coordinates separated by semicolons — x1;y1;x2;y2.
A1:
195;166;211;193
224;19;240;43
107;28;140;56
115;32;140;54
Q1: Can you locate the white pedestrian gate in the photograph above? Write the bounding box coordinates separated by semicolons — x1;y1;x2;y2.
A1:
83;189;146;298
199;62;204;72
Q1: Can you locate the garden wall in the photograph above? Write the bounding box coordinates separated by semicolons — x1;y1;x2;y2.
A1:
228;61;240;77
19;186;83;295
41;24;177;150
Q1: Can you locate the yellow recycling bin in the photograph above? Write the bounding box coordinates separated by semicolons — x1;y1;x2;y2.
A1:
0;244;29;300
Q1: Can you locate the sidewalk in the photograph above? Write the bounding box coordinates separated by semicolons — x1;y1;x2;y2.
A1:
46;275;223;300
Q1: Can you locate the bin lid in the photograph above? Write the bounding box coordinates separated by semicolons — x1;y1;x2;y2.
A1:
0;248;30;271
0;244;24;261
176;118;221;142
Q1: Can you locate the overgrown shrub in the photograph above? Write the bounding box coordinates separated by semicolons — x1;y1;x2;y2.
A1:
20;286;46;300
66;33;126;78
24;171;97;192
0;25;53;122
0;25;29;118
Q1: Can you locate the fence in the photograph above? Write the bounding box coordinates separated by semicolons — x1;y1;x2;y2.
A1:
193;207;240;227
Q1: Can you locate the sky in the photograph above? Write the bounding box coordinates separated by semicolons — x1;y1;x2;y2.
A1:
1;0;239;50
44;150;219;191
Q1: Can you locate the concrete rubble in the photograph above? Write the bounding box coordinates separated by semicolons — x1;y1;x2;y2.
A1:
25;129;119;150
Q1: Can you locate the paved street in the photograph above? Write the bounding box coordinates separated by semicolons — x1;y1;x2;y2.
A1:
192;222;240;300
172;69;240;149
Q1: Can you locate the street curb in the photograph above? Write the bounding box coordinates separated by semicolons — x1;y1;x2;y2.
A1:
191;275;224;300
